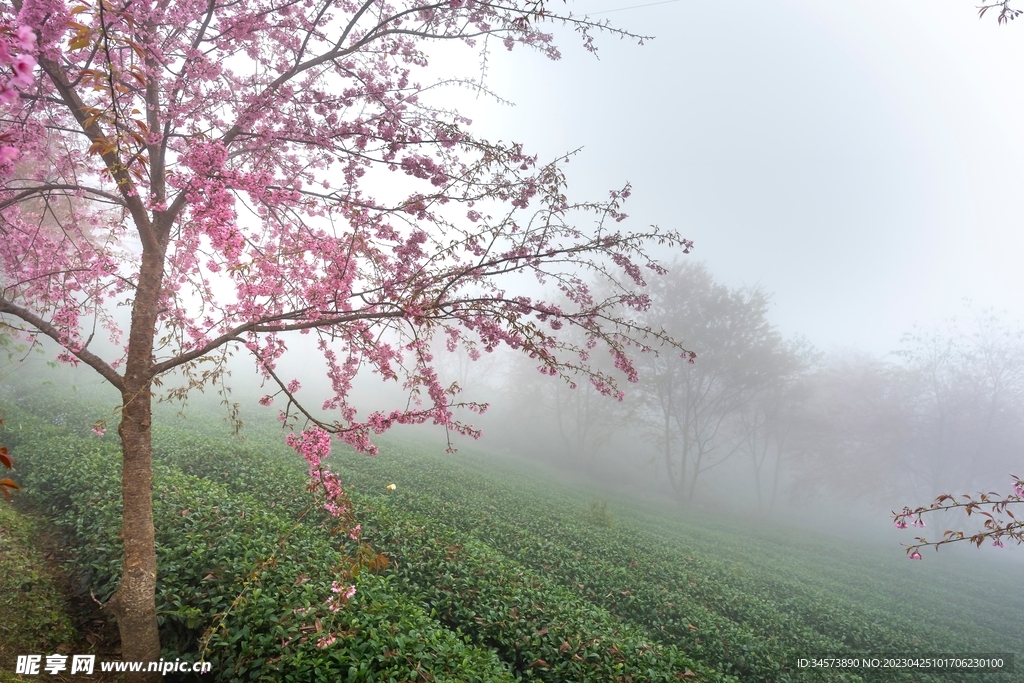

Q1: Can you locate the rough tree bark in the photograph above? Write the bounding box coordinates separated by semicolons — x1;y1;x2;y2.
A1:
109;249;166;675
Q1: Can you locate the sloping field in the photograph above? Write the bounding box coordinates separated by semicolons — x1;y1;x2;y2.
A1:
3;388;1021;682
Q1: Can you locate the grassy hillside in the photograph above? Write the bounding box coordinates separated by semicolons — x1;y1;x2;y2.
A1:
2;386;1021;682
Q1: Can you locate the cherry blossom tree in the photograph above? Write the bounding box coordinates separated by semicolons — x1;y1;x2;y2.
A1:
0;0;693;674
1;19;37;506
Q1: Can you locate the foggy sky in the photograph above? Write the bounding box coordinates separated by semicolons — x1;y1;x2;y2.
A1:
432;0;1024;356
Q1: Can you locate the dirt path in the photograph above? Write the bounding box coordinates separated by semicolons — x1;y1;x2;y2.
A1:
0;503;122;682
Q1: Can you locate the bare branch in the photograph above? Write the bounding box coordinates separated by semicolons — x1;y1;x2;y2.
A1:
0;295;125;391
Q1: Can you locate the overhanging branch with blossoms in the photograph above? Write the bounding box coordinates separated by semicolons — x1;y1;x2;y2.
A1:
893;477;1024;558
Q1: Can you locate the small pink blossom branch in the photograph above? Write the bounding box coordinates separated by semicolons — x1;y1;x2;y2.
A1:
893;476;1024;558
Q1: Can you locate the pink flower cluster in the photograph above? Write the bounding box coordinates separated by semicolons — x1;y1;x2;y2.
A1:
892;511;924;530
326;581;356;612
286;427;349;518
0;24;36;166
894;475;1024;559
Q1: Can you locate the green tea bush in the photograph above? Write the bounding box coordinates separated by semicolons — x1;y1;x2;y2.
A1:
585;499;614;528
148;420;730;683
6;406;513;682
317;442;1021;683
367;505;728;683
12;396;1020;683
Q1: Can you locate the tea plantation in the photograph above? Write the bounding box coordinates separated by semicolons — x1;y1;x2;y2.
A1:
2;387;1022;682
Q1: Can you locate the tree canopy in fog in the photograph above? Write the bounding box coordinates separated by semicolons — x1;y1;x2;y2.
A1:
489;261;1024;540
634;261;804;506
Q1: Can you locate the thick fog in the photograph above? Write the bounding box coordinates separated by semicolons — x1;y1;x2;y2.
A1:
425;0;1024;356
396;0;1024;553
6;0;1024;561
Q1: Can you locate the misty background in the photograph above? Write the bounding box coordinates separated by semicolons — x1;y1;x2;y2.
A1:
5;0;1024;559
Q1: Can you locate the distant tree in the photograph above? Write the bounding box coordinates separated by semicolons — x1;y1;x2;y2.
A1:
634;262;786;506
788;354;915;502
894;314;1024;494
894;311;1024;558
0;0;693;675
781;310;1024;515
734;339;812;513
549;365;635;465
499;310;636;467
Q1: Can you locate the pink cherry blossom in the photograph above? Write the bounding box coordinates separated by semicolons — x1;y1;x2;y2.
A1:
9;54;34;88
326;581;357;612
909;552;923;560
899;476;1023;557
15;25;35;51
0;0;687;663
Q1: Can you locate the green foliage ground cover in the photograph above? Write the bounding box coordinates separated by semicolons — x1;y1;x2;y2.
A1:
4;386;1022;682
145;407;1022;683
314;440;1023;683
147;419;726;683
4;388;723;682
3;406;514;683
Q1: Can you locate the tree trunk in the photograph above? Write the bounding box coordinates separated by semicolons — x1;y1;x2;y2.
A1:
663;411;674;492
769;442;783;515
685;445;701;506
112;390;161;679
109;249;166;682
